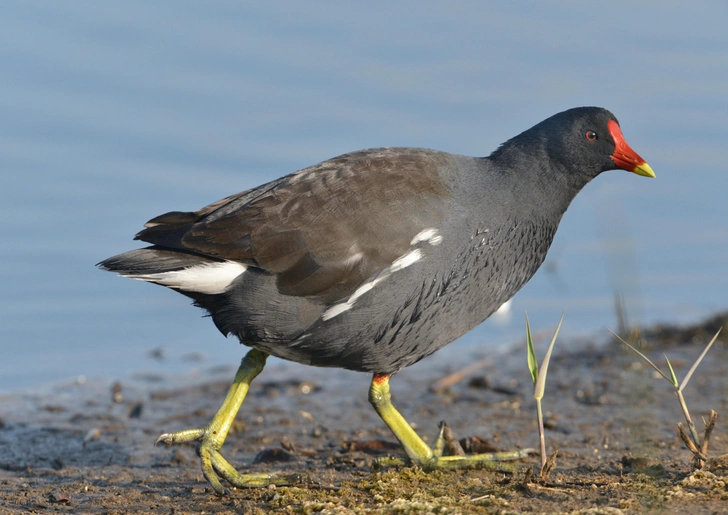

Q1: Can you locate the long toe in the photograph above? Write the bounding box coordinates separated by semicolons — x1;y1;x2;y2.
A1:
372;444;536;473
208;448;312;490
155;428;206;446
373;447;534;473
157;426;309;494
435;448;535;472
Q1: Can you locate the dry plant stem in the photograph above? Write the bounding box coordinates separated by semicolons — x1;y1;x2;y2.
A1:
675;390;701;445
439;422;466;457
677;411;717;470
700;410;718;458
540;449;559;480
678;423;706;468
677;424;705;459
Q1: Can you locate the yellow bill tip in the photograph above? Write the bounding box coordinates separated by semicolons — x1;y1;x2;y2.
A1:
632;162;656;178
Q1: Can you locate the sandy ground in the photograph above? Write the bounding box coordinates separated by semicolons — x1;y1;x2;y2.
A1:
1;312;726;514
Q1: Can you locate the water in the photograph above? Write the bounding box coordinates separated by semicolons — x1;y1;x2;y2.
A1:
1;2;726;392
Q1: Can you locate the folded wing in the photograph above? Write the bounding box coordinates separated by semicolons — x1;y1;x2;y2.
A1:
135;148;452;303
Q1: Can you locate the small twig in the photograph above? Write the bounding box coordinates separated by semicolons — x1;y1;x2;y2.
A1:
430;358;492;393
517;466;534;495
523;466;533;484
678;423;707;468
539;449;559;480
700;410;718;458
677;423;702;456
440;423;466;457
678;409;719;470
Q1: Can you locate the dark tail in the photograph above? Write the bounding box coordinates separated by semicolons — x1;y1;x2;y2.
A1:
97;246;219;276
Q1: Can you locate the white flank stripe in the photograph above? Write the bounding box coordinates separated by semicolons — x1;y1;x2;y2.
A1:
321;303;352;321
390;249;422;272
128;261;247;295
411;228;443;246
321;276;386;321
322;248;424;321
348;276;387;304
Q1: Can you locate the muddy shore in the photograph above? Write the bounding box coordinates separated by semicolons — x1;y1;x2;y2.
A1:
1;312;726;514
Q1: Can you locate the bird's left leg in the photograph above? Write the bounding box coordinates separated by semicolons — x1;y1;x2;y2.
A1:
368;373;531;471
155;348;306;494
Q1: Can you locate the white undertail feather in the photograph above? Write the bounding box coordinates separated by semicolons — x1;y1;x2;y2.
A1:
125;261;248;295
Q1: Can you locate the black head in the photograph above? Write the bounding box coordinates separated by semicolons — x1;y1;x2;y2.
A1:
491;106;654;182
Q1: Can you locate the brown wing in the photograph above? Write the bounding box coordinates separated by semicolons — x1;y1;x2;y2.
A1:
136;148;453;302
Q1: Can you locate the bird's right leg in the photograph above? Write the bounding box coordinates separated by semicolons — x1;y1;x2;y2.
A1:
368;374;531;471
155;348;306;494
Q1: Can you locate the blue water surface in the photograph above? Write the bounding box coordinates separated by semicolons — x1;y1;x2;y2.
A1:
1;2;726;392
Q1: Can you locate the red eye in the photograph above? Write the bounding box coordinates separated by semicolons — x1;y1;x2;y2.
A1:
585;130;597;142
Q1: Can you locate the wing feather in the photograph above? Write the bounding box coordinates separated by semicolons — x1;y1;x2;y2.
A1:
135;148;452;302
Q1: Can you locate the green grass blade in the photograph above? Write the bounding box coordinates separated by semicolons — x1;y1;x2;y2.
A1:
679;328;721;392
526;313;538;386
534;311;564;401
664;355;679;389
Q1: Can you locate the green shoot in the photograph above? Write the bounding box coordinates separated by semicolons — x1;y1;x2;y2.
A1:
526;311;564;471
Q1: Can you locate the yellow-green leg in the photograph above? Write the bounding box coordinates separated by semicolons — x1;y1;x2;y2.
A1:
156;348;306;494
368;374;532;472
